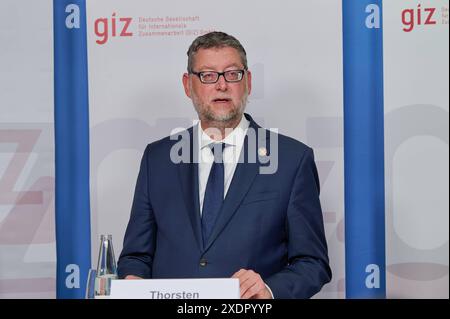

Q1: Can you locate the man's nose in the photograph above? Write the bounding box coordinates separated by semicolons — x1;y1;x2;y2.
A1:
215;74;228;91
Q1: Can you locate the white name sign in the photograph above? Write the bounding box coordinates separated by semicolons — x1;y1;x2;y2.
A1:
109;278;240;299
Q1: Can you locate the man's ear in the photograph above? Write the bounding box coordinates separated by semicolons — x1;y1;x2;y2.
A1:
182;73;191;98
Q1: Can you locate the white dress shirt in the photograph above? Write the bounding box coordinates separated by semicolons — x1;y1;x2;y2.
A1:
196;115;274;299
198;115;250;215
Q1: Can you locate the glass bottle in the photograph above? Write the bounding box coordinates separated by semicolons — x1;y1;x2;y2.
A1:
95;234;118;296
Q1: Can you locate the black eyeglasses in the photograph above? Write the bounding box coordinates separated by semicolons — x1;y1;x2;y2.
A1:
190;69;246;84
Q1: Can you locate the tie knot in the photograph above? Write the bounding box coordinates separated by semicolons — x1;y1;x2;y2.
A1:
209;143;226;162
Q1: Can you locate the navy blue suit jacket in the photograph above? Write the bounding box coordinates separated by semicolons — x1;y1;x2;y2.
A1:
118;113;331;298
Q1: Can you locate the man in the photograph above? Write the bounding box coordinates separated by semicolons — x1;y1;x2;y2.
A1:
117;31;331;299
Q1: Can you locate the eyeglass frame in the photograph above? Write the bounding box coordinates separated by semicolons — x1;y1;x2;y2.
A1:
189;69;247;84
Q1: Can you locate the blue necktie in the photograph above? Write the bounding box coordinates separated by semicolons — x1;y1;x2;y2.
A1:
201;143;226;246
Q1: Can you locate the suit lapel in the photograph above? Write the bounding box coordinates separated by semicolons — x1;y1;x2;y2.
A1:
177;126;203;251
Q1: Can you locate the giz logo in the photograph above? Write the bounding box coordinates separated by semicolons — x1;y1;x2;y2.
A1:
402;3;437;32
94;13;133;45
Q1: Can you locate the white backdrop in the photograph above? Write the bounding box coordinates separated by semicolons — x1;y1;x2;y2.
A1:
383;0;449;298
0;0;55;298
86;0;344;299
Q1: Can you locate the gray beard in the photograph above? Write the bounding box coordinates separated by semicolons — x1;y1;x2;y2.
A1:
191;91;248;125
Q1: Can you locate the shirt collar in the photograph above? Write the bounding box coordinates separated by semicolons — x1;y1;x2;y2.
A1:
198;114;250;150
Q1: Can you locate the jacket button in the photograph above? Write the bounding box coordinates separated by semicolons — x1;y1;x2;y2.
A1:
199;259;207;267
